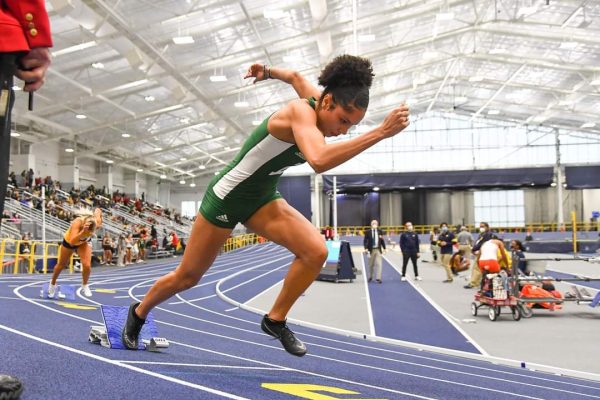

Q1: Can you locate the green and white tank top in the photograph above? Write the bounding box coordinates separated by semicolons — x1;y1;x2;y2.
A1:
210;98;316;200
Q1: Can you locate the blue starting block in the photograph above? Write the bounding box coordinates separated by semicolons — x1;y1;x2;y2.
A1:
40;283;76;300
590;292;600;308
89;305;168;351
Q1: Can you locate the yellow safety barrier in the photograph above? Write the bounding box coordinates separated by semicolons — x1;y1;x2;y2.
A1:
0;239;79;275
221;234;268;253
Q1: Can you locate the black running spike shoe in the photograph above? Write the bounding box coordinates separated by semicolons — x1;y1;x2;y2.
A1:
122;302;145;350
261;314;307;357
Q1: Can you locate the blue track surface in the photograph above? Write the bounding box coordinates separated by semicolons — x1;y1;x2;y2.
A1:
364;254;479;353
1;243;600;399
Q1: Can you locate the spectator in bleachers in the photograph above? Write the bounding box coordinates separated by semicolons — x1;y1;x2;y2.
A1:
125;233;134;265
116;234;126;267
101;233;114;265
18;232;31;255
150;224;157;240
8;171;17;187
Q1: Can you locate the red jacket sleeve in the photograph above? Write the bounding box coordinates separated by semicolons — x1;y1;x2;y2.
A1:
3;0;53;50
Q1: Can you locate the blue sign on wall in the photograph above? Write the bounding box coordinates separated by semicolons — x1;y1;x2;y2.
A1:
592;211;600;219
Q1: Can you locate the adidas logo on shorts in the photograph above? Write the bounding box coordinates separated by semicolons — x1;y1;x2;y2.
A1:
216;214;229;223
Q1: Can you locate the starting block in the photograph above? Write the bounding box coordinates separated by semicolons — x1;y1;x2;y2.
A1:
88;305;169;351
40;283;76;300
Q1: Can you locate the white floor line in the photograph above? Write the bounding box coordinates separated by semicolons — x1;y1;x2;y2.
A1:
383;254;489;356
0;323;249;400
117;361;290;370
11;282;434;399
357;250;376;336
10;254;600;391
214;257;600;383
224;307;238;312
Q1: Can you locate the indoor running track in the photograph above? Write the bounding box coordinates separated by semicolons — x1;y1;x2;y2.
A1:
1;243;600;400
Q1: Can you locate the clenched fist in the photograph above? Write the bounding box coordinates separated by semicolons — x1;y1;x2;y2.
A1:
379;104;410;138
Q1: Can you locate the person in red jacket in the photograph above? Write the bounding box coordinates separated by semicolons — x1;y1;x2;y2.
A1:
0;0;52;229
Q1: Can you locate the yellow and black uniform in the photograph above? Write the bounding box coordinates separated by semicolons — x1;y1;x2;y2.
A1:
61;217;95;249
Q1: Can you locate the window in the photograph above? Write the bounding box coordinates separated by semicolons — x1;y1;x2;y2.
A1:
474;190;525;227
181;201;198;219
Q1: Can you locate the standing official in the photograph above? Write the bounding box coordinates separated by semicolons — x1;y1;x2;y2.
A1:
399;221;421;281
364;219;386;283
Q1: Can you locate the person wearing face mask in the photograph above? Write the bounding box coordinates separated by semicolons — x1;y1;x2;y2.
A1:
436;222;456;282
364;219;386;283
399;221;421;281
464;222;493;289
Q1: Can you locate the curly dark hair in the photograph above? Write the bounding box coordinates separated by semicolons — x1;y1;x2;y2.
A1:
317;54;374;110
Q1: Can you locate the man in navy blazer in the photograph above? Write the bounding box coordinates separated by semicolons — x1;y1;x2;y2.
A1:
364;219;386;283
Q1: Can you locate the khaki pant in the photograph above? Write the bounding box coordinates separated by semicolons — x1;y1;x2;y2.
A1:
368;249;383;280
458;244;471;260
441;253;453;281
469;262;482;287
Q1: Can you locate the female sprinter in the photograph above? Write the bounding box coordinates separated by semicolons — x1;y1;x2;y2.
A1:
123;55;410;356
48;208;103;298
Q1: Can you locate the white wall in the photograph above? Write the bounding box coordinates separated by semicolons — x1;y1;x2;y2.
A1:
583;189;600;222
30;141;59;179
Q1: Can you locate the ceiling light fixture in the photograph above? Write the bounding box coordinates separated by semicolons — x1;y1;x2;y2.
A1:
172;36;194;44
209;74;227;82
144;95;155;102
179;180;186;184
91;62;104;69
580;122;596;128
469;76;484;82
487;109;500;115
160;174;167;179
190;182;196;187
65;148;74;153
11;85;21;91
75;114;87;119
106;160;114;164
234;101;249;108
136;168;144;172
121;133;131;138
10;131;20;137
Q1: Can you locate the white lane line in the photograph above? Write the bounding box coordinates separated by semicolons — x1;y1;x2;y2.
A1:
11;253;600;392
357;250;376;336
0;323;249;400
214;259;600;385
11;282;434;399
225;307;238;312
168;249;291;305
117;361;290;370
383;254;488;356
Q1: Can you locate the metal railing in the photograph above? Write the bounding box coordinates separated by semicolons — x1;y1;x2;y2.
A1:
0;239;78;275
222;234;268;253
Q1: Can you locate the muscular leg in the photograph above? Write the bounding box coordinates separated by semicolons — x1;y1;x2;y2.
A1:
77;243;92;285
245;199;328;321
50;245;74;285
135;213;232;319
